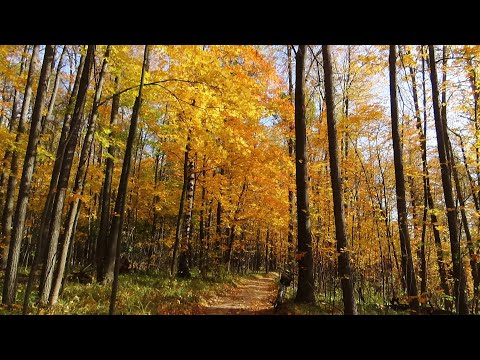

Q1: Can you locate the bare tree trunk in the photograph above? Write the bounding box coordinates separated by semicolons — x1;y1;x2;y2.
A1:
42;45;67;141
322;45;356;315
109;45;149;315
405;46;451;306
49;46;110;306
97;76;120;283
2;45;55;305
428;44;469;314
38;45;95;306
294;45;315;303
1;45;39;270
389;45;419;312
35;52;85;276
449;129;480;313
178;151;195;277
287;45;295;264
225;179;248;272
198;156;207;272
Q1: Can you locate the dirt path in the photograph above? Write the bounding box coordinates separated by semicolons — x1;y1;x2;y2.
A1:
198;272;279;315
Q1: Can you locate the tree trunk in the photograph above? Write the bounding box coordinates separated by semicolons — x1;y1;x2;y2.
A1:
36;52;86;272
225;179;248;272
294;45;315;303
450;129;480;312
428;44;469;314
42;45;67;141
322;45;356;315
198;156;207;272
406;46;451;306
109;45;149;315
0;46;28;199
1;45;39;270
97;76;120;282
177;150;195;278
2;45;55;305
49;46;110;306
38;45;95;306
389;45;419;312
287;45;295;264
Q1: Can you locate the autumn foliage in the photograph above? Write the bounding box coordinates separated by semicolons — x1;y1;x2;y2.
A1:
0;45;479;314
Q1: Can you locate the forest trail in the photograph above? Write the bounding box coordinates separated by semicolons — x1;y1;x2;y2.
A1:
198;272;280;315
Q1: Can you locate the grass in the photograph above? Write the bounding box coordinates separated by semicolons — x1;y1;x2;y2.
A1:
277;285;409;315
0;267;239;315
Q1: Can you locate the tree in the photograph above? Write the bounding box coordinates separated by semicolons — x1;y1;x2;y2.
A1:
322;45;356;315
97;76;120;283
294;45;315;303
48;46;111;306
38;45;95;306
428;44;469;314
1;45;39;269
389;45;419;311
109;45;149;314
2;45;55;305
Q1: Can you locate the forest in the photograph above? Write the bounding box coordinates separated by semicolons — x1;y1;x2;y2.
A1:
0;45;478;315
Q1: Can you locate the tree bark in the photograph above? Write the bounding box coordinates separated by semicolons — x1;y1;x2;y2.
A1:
42;45;67;141
389;45;419;311
449;129;480;312
109;45;149;314
49;46;110;306
294;45;315;303
428;44;469;314
405;46;451;306
97;76;120;283
225;179;248;272
36;51;85;271
38;45;95;306
0;45;28;199
1;45;39;270
287;45;295;264
322;45;356;315
178;151;195;277
2;45;55;305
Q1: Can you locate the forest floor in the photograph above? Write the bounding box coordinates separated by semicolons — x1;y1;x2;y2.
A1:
194;272;278;315
0;270;391;315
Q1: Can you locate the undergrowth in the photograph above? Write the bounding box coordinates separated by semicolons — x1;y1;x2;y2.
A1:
0;267;238;315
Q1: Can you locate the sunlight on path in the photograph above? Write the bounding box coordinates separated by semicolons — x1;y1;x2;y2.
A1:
200;272;278;315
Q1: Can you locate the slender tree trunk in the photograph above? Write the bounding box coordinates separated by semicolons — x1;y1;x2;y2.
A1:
389;45;419;311
97;76;120;283
287;45;295;264
48;46;110;306
215;198;223;264
109;45;148;314
418;49;452;308
38;45;95;306
42;45;67;140
1;46;39;270
322;45;356;315
428;44;469;314
171;143;191;277
294;45;315;303
198;156;207;272
447;133;480;312
2;45;55;305
450;129;480;312
0;46;28;199
179;151;195;277
225;179;248;272
404;48;451;304
36;52;86;272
